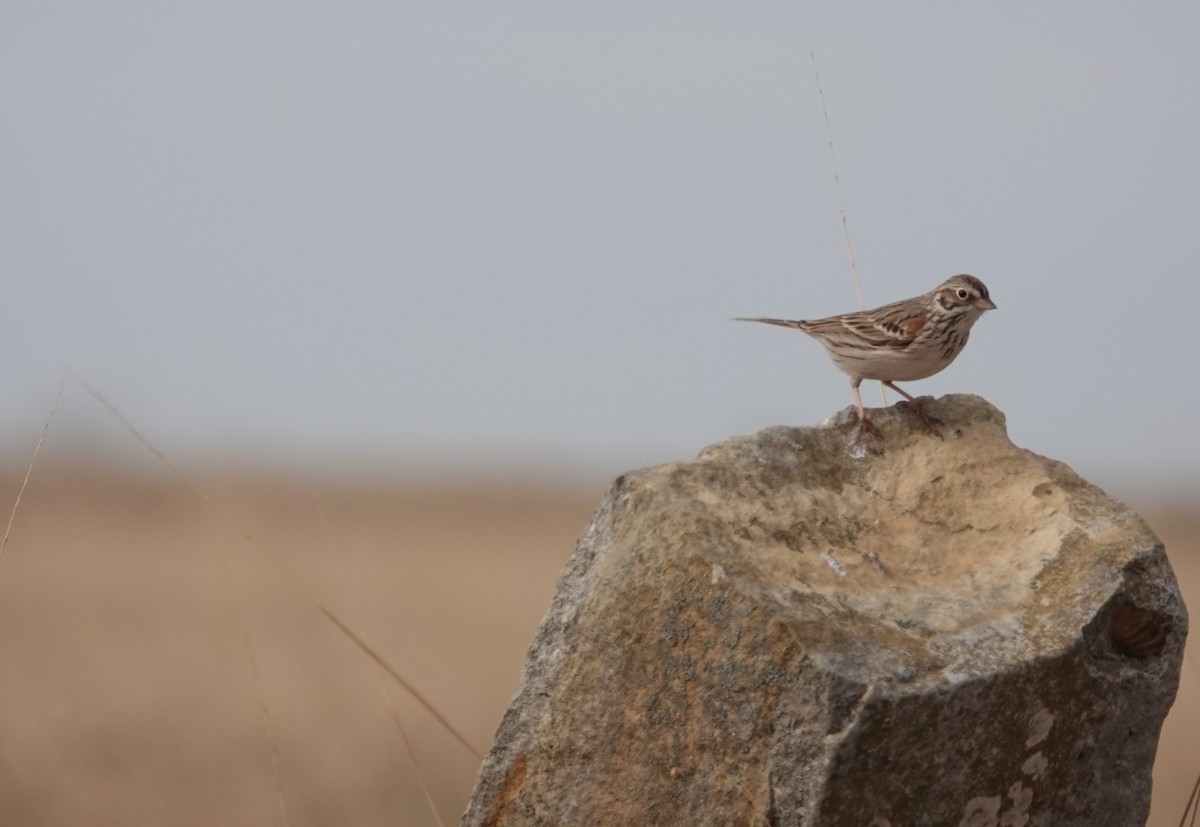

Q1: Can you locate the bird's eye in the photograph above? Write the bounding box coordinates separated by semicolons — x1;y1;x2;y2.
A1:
955;288;969;300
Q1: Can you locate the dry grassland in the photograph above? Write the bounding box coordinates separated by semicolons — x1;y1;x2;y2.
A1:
0;464;1193;825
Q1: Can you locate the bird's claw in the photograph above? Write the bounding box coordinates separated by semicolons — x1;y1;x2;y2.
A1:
851;416;884;448
898;399;944;436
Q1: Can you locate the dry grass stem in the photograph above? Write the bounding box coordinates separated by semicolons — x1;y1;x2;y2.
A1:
377;672;448;827
0;378;64;564
810;51;887;406
1177;770;1200;827
66;369;484;761
218;552;289;827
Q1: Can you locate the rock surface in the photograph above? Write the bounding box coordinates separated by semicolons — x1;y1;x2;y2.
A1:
462;395;1186;827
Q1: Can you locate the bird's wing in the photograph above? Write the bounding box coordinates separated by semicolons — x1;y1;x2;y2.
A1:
737;302;930;348
831;303;929;348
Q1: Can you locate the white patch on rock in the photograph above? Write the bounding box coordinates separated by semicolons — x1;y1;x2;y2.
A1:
1026;706;1054;747
820;550;846;577
958;796;1001;827
999;781;1032;826
857;548;889;575
1021;751;1048;780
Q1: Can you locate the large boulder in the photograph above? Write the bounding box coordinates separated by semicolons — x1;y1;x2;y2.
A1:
462;395;1186;827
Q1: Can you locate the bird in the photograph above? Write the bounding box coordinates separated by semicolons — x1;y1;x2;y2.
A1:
737;274;996;436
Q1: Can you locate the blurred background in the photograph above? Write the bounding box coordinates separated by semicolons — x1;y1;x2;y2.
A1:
1;3;1197;825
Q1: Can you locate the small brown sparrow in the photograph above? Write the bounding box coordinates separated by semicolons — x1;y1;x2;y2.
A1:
738;274;996;435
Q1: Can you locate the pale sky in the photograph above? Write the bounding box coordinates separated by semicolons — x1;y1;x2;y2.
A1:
2;4;1198;496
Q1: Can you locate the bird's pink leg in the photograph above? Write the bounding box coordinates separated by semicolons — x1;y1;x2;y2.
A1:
851;381;881;439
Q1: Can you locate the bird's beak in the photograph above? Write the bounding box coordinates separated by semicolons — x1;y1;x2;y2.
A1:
975;297;997;311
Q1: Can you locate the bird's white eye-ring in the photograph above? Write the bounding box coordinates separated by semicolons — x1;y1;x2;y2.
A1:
955;288;969;300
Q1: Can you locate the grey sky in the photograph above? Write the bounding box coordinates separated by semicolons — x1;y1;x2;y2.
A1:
2;4;1198;493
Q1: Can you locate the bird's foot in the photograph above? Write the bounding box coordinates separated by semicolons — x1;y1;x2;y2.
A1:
898;398;944;436
854;415;883;441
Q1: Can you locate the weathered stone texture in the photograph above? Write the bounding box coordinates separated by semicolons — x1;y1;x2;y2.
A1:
463;395;1186;827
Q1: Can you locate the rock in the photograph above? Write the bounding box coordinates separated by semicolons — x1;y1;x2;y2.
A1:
461;395;1186;827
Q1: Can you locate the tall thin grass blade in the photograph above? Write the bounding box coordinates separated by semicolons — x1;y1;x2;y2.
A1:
66;369;483;761
810;52;887;406
1;379;64;565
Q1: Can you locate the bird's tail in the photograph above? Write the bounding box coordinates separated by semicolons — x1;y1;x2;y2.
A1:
733;316;808;331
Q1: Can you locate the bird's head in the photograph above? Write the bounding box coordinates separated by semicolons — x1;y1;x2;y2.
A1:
935;274;996;315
